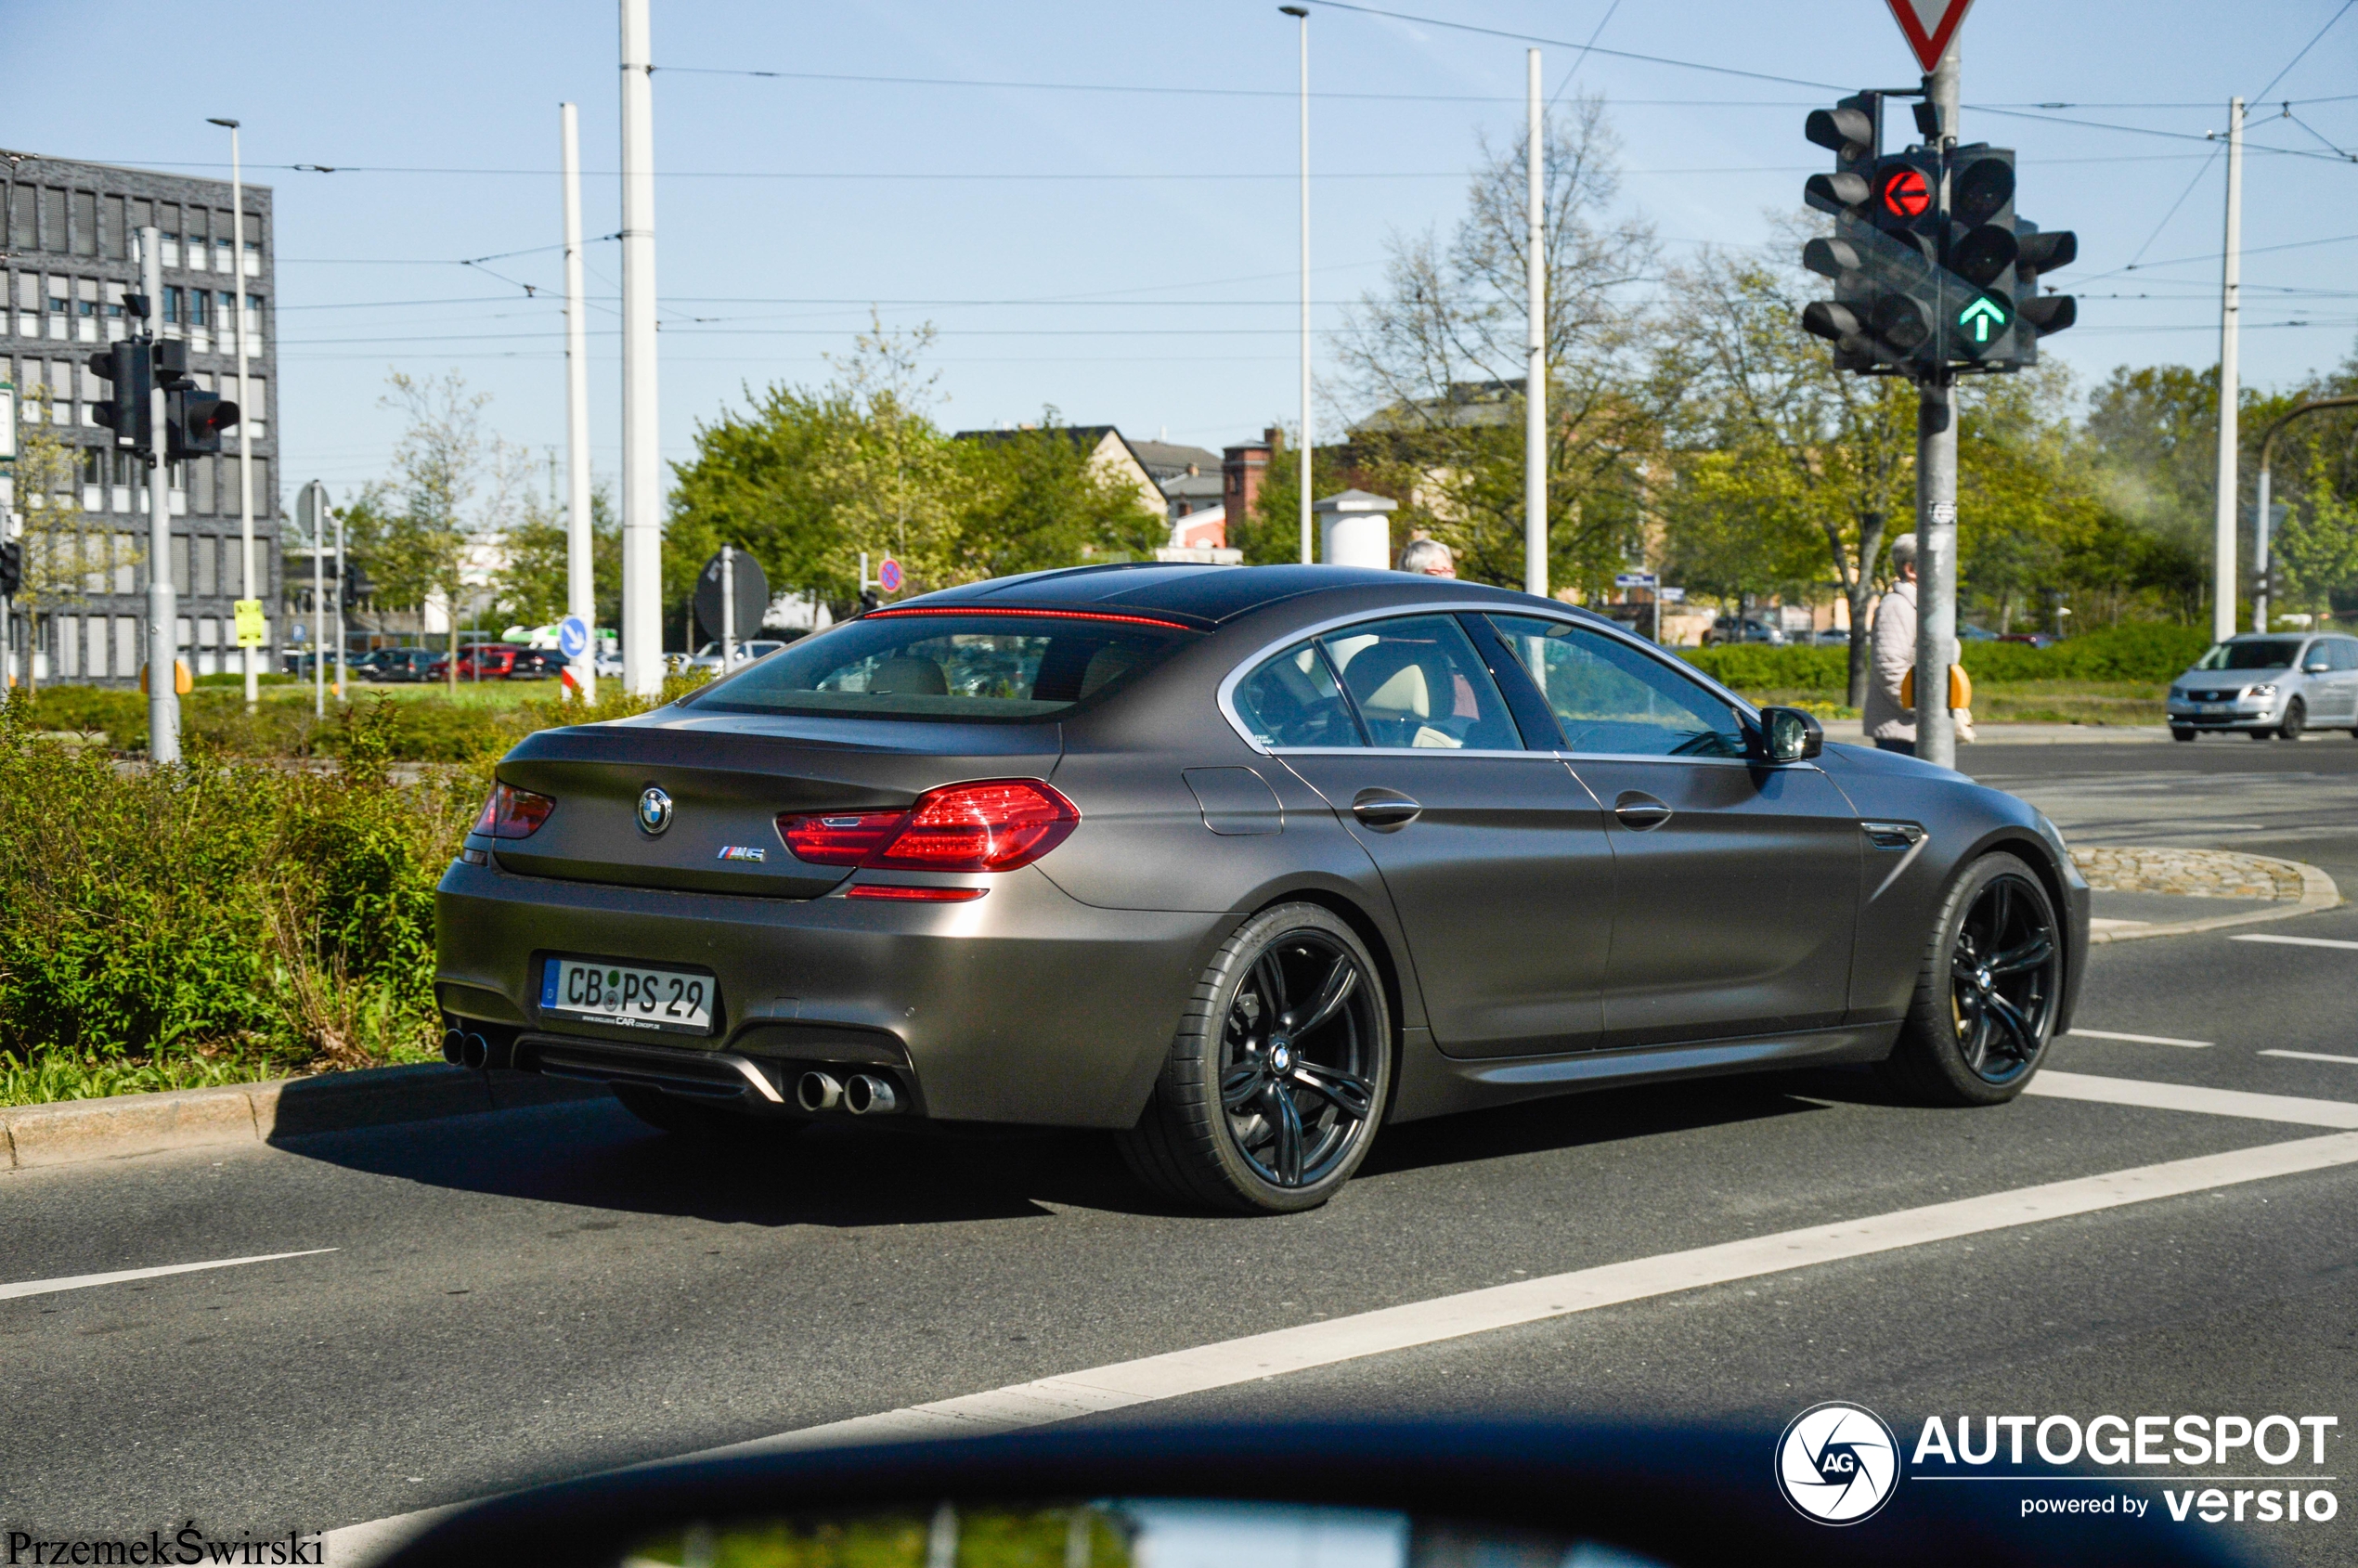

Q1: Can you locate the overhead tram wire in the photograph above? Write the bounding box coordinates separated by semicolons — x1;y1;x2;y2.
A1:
2252;0;2358;102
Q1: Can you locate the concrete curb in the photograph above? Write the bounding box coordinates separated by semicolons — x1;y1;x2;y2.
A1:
0;1064;606;1173
2085;853;2340;945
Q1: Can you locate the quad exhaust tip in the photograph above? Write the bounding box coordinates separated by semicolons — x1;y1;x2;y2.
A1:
798;1070;900;1115
796;1071;843;1113
442;1029;494;1070
844;1074;900;1116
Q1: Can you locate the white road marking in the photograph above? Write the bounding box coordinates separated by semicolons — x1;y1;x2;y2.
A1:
328;1093;2358;1564
2261;1049;2358;1067
2087;917;2151;933
0;1249;337;1303
2231;933;2358;951
2066;1029;2213;1048
2025;1069;2358;1128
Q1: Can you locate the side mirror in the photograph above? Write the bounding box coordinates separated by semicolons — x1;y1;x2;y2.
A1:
2303;658;2330;674
1757;706;1823;764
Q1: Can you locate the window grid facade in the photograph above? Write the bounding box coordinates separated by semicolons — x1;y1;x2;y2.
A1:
3;156;278;684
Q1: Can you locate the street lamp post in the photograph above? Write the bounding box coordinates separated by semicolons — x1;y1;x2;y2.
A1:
207;116;260;715
1280;5;1311;565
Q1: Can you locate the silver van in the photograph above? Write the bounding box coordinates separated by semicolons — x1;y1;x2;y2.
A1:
2167;631;2358;740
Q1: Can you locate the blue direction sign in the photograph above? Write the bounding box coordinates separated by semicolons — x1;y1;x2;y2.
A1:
558;616;589;659
1614;572;1659;589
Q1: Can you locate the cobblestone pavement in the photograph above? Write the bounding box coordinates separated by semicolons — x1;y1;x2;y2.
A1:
2070;845;2309;901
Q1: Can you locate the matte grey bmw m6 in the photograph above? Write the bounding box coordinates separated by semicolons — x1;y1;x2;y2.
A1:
436;564;2088;1213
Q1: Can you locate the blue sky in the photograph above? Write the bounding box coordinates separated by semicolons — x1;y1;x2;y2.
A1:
9;0;2354;507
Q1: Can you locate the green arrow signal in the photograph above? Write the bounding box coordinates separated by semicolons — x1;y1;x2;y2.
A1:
1958;295;2008;343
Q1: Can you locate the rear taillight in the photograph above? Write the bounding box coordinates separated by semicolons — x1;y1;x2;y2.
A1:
473;781;556;839
780;810;907;866
777;779;1079;874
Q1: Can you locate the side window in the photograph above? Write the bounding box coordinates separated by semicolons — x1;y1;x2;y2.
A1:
1487;615;1749;758
1233;641;1365;748
1318;615;1523;751
2333;640;2358;672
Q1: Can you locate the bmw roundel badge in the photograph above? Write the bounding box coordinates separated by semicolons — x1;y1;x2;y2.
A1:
637;785;673;836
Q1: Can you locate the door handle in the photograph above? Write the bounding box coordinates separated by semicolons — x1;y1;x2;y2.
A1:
1350;788;1422;830
1613;791;1672;831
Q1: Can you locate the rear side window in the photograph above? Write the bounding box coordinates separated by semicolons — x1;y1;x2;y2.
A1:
691;612;1195;720
1320;616;1522;750
1234;641;1364;748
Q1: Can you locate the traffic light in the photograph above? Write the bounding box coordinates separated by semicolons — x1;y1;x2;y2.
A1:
341;561;372;612
2010;221;2079;365
145;337;240;458
168;387;240;458
1800;93;1893;372
1938;146;2019;366
87;342;151;449
0;539;21;599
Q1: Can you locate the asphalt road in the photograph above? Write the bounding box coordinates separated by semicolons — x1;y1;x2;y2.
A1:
6;734;2358;1566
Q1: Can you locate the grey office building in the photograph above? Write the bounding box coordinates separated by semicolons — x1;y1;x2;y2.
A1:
5;155;279;684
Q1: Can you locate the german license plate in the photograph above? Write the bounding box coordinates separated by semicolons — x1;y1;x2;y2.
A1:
2199;703;2230;714
540;957;714;1036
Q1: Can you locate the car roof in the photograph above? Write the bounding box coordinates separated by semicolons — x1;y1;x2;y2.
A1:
885;563;1587;628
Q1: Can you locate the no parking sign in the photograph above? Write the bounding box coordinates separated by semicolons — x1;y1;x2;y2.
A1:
878;558;903;595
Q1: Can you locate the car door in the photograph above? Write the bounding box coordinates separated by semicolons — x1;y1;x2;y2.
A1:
1483;614;1862;1049
2326;638;2358;723
1234;613;1615;1057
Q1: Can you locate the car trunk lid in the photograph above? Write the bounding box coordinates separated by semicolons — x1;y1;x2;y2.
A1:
489;712;1062;898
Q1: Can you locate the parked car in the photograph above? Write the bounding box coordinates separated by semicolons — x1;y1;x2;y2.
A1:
2167;630;2358;741
1810;627;1854;646
426;643;525;682
1999;631;2057;649
353;647;438;683
507;648;564;680
684;639;790;674
1701;616;1786;646
438;564;2088;1215
1958;624;2000;641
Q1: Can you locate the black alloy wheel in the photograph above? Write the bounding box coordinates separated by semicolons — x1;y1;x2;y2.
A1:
1882;852;2062;1107
2281;698;2307;741
1121;903;1393;1214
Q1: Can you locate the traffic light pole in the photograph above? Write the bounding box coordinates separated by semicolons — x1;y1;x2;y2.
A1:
139;227;181;764
1911;45;1961;771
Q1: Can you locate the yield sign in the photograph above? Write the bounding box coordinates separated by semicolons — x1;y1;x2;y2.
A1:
1884;0;1976;72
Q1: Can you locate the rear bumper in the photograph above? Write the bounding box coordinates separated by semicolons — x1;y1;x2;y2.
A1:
434;857;1226;1128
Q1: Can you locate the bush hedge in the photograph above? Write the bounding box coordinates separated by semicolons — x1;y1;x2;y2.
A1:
1681;622;2214;693
0;673;713;1103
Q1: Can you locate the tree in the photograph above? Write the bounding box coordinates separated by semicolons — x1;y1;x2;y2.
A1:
488;480;620;633
2271;442;2358;630
1332;95;1673;591
370;371;518;690
1662;240;1914;703
667;324;1166;631
9;388;109;693
951;415;1168;581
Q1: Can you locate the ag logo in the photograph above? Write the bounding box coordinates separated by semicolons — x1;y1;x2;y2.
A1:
1775;1402;1900;1524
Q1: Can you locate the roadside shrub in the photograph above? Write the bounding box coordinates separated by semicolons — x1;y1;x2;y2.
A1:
0;671;719;1102
1681;622;2213;693
0;694;477;1101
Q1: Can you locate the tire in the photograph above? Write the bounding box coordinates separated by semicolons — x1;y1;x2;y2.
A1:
2170;728;2196;743
1119;903;1393;1214
1879;852;2064;1108
2281;699;2307;741
610;1083;802;1144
